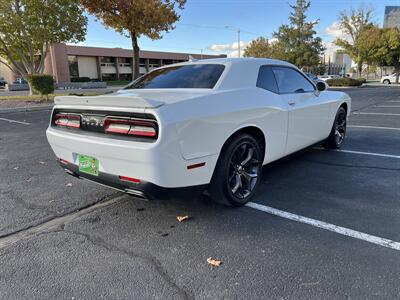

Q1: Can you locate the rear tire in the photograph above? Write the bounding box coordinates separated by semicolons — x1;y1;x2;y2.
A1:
323;107;347;149
209;134;262;207
383;79;390;84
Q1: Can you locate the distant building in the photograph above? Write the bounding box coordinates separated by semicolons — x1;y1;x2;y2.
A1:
384;6;400;29
321;51;353;75
0;43;226;84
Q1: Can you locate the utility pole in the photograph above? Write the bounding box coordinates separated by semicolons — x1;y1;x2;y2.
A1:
237;28;241;58
225;26;241;57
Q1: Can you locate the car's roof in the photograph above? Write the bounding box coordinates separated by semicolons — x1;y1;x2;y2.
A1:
153;57;299;90
176;57;293;67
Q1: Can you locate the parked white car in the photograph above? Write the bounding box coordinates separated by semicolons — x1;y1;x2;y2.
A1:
381;73;399;84
318;74;341;82
47;58;351;206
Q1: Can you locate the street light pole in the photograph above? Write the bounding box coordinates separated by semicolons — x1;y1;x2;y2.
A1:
237;28;241;58
225;26;241;58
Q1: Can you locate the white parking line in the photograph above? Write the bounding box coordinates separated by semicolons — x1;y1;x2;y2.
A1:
352;112;400;116
317;148;400;159
246;202;400;251
0;117;30;125
376;105;400;108
348;125;400;131
389;101;400;103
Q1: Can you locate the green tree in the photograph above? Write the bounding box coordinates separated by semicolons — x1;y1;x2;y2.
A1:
243;37;272;58
81;0;186;79
359;27;400;83
334;7;374;77
270;0;324;68
0;0;87;94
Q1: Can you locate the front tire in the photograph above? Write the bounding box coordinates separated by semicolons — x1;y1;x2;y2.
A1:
323;107;347;149
209;134;262;207
383;79;390;84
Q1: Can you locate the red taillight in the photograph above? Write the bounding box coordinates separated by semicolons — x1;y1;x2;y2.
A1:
59;158;69;165
55;114;80;129
119;176;141;183
104;118;157;138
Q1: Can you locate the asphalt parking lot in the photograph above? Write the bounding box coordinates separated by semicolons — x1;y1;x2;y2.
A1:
0;86;399;299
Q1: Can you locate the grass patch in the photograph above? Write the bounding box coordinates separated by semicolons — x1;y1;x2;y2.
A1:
106;80;131;86
0;92;106;102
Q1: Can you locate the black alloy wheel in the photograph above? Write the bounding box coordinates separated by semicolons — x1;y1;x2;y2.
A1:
210;134;263;206
323;107;347;149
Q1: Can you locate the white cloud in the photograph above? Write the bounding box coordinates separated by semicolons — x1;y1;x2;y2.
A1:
325;21;344;40
210;41;249;52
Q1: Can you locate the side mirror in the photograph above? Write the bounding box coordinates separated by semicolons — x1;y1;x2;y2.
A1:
316;81;327;92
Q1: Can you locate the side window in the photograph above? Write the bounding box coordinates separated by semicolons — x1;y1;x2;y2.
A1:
272;67;315;94
256;66;279;94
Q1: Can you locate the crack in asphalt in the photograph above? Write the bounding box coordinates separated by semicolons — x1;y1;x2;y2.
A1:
10;190;54;214
0;191;121;239
64;229;192;300
0;194;193;299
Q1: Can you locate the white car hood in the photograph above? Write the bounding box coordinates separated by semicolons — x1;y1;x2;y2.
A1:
54;89;214;109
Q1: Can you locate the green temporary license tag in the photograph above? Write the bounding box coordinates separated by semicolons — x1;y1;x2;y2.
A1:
78;155;99;176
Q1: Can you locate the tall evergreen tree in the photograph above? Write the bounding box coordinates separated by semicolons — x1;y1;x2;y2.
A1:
271;0;324;68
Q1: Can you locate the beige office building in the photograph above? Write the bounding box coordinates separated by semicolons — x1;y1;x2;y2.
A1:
0;43;225;84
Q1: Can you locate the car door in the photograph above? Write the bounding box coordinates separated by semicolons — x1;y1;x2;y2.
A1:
272;66;331;154
255;66;289;163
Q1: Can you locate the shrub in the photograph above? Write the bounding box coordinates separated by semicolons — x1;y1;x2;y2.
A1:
356;77;367;83
326;78;363;87
71;77;91;82
27;74;54;98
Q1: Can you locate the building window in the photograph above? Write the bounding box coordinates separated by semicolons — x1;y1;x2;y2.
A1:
119;57;131;68
68;56;79;78
100;57;115;67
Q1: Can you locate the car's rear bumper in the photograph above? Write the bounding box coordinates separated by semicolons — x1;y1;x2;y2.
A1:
59;160;207;200
46;126;218;188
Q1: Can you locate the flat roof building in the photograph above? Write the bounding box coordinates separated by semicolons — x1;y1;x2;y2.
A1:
0;43;226;84
384;6;400;29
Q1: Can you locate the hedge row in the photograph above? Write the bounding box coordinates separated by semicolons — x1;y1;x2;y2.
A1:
326;78;363;87
27;74;54;97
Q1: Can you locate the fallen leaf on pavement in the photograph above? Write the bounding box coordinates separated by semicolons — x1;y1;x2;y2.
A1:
176;215;189;222
39;161;45;165
26;178;32;182
13;167;19;170
207;257;222;267
66;183;72;187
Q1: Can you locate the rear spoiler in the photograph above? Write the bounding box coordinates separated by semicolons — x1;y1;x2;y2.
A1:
54;94;165;109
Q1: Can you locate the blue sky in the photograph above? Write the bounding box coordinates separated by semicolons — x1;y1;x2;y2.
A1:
79;0;399;56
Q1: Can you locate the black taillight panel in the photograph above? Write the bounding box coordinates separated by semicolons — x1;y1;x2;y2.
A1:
51;109;158;142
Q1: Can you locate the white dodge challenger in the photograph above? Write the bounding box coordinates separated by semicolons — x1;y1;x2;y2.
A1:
47;58;351;206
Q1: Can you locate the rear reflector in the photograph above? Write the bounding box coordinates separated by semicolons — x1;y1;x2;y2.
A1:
54;114;80;129
104;118;157;138
187;162;206;170
59;158;69;165
119;176;141;183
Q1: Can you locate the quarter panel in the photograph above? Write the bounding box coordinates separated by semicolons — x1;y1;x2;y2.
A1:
157;88;289;164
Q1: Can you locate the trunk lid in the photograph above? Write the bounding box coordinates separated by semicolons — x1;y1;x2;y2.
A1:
54;89;213;109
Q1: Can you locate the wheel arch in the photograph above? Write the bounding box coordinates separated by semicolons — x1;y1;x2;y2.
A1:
339;102;348;113
218;125;267;163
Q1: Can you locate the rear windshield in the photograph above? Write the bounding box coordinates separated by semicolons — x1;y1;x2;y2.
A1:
125;64;225;89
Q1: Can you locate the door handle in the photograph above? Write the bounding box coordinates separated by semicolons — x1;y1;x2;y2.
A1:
288;101;295;106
